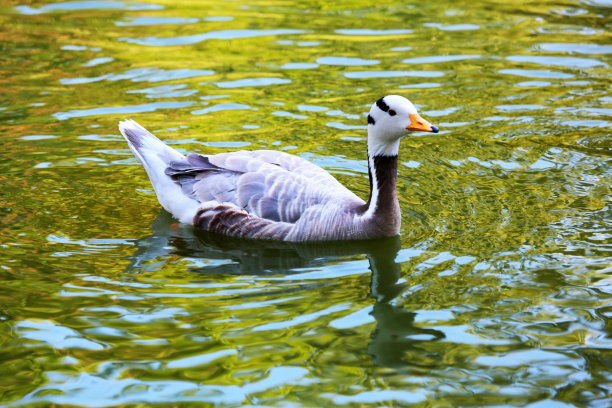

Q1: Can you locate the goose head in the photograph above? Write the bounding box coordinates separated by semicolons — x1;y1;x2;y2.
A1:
367;95;438;157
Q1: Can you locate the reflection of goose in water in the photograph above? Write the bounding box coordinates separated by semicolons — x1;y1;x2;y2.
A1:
126;210;398;276
127;211;444;367
366;239;446;368
119;95;438;242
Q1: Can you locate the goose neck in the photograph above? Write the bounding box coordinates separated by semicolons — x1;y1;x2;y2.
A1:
363;154;400;220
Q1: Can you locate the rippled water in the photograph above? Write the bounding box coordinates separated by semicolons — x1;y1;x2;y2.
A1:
1;0;611;406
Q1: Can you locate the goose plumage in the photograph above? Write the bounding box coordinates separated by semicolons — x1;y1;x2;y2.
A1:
119;95;438;242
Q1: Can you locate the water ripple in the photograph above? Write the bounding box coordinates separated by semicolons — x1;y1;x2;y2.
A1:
19;134;57;140
424;23;480;31
335;28;413;35
15;366;309;407
325;390;428;405
166;349;237;369
82;57;114;67
127;84;197;98
120;29;304;46
272;111;308;119
507;55;608;68
316;56;379;66
496;104;548;112
281;62;319;69
116;16;199;26
499;68;574;79
329;306;375;329
403;55;481;64
297;104;328;112
54;101;195;120
61;68;215;85
326;122;367;130
15;1;162;14
16;320;106;350
399;82;442;88
213;77;291;88
252;303;351;332
475;349;576;368
345;70;445;78
536;43;612;54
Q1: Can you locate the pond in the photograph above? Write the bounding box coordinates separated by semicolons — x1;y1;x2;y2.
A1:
0;0;611;406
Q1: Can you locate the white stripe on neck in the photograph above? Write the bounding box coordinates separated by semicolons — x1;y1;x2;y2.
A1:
361;155;379;219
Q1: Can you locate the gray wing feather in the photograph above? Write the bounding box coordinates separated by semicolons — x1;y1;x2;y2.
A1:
167;149;364;226
212;150;351;191
193;173;237;203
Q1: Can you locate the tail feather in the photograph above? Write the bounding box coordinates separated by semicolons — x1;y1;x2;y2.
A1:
119;119;199;224
119;119;184;164
119;119;146;148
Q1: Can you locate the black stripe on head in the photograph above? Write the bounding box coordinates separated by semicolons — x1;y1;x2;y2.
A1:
367;114;376;125
376;97;390;112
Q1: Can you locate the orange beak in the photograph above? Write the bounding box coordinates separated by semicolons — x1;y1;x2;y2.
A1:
407;113;439;133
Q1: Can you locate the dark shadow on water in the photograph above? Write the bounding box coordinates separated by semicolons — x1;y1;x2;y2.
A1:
128;210;444;367
127;210;401;276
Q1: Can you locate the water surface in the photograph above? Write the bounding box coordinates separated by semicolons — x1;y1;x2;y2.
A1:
0;0;611;406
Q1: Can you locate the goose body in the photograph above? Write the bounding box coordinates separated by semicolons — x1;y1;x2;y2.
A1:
119;95;438;242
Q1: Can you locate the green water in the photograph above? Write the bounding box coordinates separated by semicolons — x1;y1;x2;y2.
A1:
1;0;611;406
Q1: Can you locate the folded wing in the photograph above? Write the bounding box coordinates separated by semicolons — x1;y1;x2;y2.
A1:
165;150;364;224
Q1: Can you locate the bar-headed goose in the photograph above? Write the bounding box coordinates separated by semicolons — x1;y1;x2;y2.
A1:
119;95;438;242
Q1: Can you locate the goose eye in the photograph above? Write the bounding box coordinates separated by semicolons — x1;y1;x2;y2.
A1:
388;109;397;116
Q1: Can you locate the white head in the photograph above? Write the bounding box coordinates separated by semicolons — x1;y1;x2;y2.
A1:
367;95;438;157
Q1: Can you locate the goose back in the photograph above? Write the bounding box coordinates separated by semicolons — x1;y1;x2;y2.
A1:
164;150;367;240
